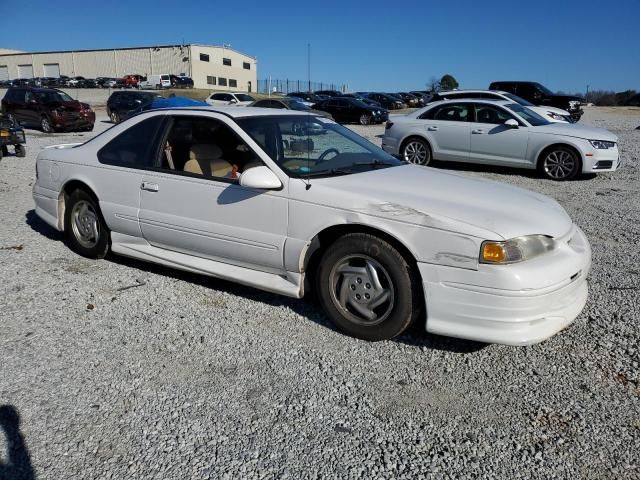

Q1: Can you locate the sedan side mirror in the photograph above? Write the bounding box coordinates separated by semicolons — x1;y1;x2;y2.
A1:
239;166;282;190
229;99;238;104
504;119;519;128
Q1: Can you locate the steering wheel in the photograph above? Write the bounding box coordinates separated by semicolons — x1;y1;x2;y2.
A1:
318;148;340;161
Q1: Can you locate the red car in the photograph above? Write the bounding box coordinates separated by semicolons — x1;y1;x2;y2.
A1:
123;74;144;88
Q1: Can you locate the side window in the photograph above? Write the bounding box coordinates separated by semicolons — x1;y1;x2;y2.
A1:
99;116;165;168
212;94;223;101
474;104;514;124
432;104;470;122
25;91;34;103
160;116;263;181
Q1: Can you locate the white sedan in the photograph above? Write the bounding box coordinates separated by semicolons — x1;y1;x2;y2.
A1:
205;92;255;107
33;107;591;345
383;99;620;180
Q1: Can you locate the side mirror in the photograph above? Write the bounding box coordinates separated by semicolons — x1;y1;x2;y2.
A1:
239;166;282;190
504;119;519;128
229;99;238;104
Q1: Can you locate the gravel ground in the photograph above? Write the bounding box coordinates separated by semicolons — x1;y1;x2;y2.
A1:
1;107;639;479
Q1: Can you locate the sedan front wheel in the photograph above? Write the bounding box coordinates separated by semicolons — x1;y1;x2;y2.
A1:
317;233;422;341
540;147;581;181
64;190;110;259
402;137;431;165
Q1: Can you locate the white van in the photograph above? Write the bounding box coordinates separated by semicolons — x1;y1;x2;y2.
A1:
140;74;171;89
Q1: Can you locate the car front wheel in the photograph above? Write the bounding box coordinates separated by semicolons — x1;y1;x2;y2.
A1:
64;190;110;259
359;114;371;126
316;233;422;341
539;146;581;181
402;137;431;165
41;116;53;133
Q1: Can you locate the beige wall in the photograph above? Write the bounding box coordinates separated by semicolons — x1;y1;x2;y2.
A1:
189;45;257;91
0;45;256;88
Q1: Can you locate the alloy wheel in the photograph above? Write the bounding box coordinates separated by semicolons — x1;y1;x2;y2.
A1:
41;117;53;133
328;255;395;326
543;149;576;180
359;114;371;126
403;140;430;165
71;200;100;249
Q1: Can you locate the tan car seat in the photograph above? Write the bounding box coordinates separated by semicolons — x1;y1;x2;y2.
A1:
184;144;233;178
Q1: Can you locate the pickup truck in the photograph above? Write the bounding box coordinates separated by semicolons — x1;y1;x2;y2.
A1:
489;81;584;122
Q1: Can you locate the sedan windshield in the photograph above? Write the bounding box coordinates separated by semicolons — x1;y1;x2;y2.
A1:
503;93;534;106
505;103;551;126
236;115;403;178
533;83;554;96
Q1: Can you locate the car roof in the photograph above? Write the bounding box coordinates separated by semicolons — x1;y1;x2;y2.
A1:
143;106;323;118
438;89;510;95
426;98;513;107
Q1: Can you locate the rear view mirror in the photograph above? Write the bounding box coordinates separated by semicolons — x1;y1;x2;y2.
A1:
239;166;282;190
504;119;519;128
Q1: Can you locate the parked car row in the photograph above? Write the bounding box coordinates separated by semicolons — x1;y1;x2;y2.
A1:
0;73;194;90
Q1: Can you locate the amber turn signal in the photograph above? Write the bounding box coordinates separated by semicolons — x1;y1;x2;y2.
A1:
481;242;506;263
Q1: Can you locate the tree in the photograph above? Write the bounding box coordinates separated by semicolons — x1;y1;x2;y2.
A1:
439;74;459;91
426;76;441;92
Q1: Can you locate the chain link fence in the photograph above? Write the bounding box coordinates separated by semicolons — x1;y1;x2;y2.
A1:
257;79;347;94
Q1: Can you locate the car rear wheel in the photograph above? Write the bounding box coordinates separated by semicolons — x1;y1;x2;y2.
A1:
359;114;371;126
64;190;110;259
40;116;53;133
316;233;421;341
402;137;431;165
110;111;120;123
539;146;581;181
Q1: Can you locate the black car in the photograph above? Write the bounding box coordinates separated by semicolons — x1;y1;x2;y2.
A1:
287;92;323;103
252;98;333;119
170;75;194;88
106;90;162;123
314;89;342;98
1;87;95;133
312;97;388;125
363;92;405;110
489;81;584;122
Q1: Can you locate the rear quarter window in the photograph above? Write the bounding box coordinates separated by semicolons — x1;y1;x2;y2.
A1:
98;116;165;169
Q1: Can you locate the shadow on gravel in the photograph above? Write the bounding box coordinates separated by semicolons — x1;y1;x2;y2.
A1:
428;160;597;181
0;405;35;480
108;254;479;353
25;210;61;241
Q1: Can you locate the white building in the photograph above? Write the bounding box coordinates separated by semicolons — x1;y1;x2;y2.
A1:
0;44;257;91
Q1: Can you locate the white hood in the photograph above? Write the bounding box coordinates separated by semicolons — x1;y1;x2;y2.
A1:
533;123;618;142
307;165;573;240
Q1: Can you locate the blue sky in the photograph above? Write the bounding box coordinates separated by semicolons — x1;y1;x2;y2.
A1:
1;0;638;93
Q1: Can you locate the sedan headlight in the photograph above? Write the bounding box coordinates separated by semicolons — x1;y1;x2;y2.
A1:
589;140;616;149
547;112;566;120
480;235;556;264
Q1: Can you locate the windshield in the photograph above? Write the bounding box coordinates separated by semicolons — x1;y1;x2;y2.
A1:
35;91;75;103
235;94;255;102
503;93;534;106
236;115;403;178
533;83;554;96
505;103;550;126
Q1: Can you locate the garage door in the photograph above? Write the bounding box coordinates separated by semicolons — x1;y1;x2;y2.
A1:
17;64;33;79
0;66;8;81
43;63;60;78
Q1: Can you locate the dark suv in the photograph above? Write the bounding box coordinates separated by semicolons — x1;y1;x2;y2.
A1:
1;87;95;133
489;81;584;122
106;90;162;123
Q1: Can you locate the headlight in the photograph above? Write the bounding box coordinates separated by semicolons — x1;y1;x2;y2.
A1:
589;140;615;149
480;235;556;264
548;112;565;120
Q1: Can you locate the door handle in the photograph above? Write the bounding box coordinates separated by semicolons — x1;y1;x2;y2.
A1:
141;182;159;192
427;126;438;131
472;129;485;134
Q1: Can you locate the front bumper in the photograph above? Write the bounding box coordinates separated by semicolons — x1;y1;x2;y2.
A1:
581;145;621;173
418;226;591;345
51;111;96;131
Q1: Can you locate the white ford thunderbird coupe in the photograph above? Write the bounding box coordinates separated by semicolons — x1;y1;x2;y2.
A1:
33;107;591;345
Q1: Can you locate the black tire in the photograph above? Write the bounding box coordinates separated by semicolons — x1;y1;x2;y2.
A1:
316;233;422;341
15;145;26;157
401;137;432;166
538;146;581;181
0;147;3;161
40;116;54;133
1;145;7;157
64;189;110;259
6;113;17;125
110;111;120;124
359;114;371;126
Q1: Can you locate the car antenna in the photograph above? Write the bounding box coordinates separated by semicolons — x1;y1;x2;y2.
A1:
305;42;312;190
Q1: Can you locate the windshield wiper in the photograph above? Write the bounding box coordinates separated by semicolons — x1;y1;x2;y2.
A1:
349;160;398;169
302;167;353;178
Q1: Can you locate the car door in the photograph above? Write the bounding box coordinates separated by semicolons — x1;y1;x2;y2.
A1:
418;103;471;162
468;103;530;166
137;113;288;273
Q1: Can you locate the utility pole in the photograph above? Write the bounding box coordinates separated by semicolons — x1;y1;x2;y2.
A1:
307;43;311;93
